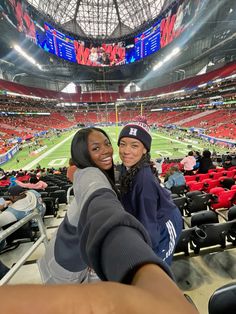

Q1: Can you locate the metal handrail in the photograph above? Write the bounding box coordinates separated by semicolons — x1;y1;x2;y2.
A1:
0;211;48;285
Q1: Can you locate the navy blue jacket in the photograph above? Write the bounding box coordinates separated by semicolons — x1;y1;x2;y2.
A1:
121;165;180;252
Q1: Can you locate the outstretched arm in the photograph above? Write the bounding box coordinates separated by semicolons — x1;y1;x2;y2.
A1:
0;265;198;314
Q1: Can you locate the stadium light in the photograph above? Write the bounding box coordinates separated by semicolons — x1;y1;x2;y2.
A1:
13;44;43;70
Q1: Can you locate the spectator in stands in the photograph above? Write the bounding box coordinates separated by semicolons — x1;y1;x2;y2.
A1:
118;118;182;265
198;150;215;174
222;155;233;170
193;151;201;170
38;127;117;284
164;165;186;190
66;158;77;183
15;174;48;190
0;198;197;314
0;186;45;229
180;151;196;175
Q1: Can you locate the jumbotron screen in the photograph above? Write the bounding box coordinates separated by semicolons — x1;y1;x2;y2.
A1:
1;0;203;67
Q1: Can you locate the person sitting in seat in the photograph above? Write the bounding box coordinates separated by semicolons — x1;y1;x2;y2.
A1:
164;165;186;190
222;155;233;170
15;174;48;190
180;151;196;175
0;186;45;229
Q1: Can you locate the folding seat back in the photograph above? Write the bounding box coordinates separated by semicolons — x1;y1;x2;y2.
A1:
172;196;186;216
224;170;236;178
42;196;59;217
185;193;212;215
45;185;60;193
186;181;204;192
38;191;48;198
186;190;202;198
1;221;36;252
210;172;225;180
59;184;72;192
231;185;236;191
219;178;235;190
184;175;196;182
171;194;179;199
208;169;217;173
195;173;209;182
227;205;236;221
191;210;219;227
190;222;230;254
202;179;220;193
170;184;186;196
50;189;67;204
174;227;195;256
209;187;225;196
211;190;236;210
208;282;236;314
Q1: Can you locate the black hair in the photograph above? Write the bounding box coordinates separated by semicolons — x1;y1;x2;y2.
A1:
71;127;116;190
120;153;151;194
29;175;39;184
202;150;211;158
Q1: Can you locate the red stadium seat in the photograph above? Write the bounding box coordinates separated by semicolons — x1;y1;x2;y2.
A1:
210;190;236;210
195;173;210;182
186;181;204;192
231;185;236;191
209;187;225;196
184;175;197;182
210;172;225;180
202;179;220;193
224;170;236;178
208;169;217;173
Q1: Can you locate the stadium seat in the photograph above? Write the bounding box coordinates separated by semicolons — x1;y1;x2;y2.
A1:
50;189;67;204
42;196;59;217
219;178;235;190
45;185;60;193
195;173;210;181
224;170;236;178
174;227;198;256
202;179;220;193
185;193;212;216
210;172;225;180
209;187;225;196
1;221;37;253
186;181;204;192
190;211;231;254
228;205;236;221
208;282;236;314
210;190;236;210
184;175;196;182
170;184;187;196
172;196;187;216
191;210;219;227
231;185;236;191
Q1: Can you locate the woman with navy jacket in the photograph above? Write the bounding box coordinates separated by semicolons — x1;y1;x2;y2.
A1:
118;117;183;265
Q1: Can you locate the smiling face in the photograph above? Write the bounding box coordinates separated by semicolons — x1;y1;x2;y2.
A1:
87;130;113;170
119;137;147;167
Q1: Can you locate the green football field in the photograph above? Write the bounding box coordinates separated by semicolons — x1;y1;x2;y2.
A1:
2;126;228;171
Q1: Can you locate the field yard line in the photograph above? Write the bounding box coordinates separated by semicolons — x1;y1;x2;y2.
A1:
22;133;75;170
152;133;201;150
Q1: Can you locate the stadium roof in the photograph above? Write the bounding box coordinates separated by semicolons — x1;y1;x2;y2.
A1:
26;0;167;38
